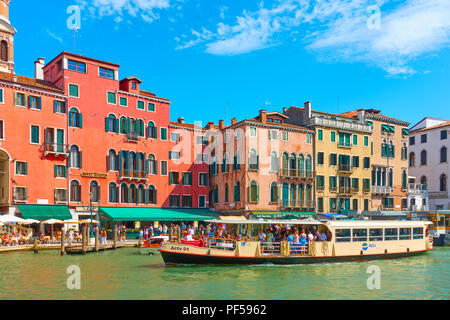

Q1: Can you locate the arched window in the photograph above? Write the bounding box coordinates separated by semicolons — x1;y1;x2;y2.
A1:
70;180;81;202
234;182;241;202
305;155;312;172
298;184;304;206
120;117;128;134
409;152;415;167
402;170;407;190
129;118;136;134
105;114;118;133
69;108;82;128
213;185;218;203
298;154;305;173
222;153;229;173
421;176;427;186
282;183;289;207
130;152;137;175
120;183;129;203
109;182;118;203
249;181;259;203
249;149;258;171
1;40;8;62
289;154;297;176
148;185;157;204
440;147;447;163
147;154;158;175
305;184;312;207
90;181;100;202
440;174;447;192
401;143;408;160
290;183;297;207
137;153;145;178
69;145;81;168
420;150;427;166
270;182;278;203
388;169;393;187
130;184;137;204
108;150;117;171
282;153;289;175
147;121;157;139
224;184;229;203
137;184;145;204
137;120;145;137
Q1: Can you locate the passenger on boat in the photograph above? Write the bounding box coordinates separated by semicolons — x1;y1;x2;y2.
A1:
258;230;266;242
307;231;314;243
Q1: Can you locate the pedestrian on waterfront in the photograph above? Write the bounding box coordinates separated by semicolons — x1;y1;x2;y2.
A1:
149;225;153;237
144;228;149;240
101;229;107;245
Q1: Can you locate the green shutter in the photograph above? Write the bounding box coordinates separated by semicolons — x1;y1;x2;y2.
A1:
105;118;110;132
54;165;57;177
38;97;42;109
78;113;83;128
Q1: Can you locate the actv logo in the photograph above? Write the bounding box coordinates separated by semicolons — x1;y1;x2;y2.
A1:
362;243;369;251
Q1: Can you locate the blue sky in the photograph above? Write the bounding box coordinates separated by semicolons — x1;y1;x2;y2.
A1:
11;0;450;127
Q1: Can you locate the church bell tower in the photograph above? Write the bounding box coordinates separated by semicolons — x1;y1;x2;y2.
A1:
0;0;16;73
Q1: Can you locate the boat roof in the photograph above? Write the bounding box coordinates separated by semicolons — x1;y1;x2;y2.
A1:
323;220;432;228
206;219;323;225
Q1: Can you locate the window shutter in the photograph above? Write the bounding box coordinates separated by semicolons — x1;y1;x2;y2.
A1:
64;166;67;178
79;113;83;128
38;97;42;110
14;92;18;105
105;118;110;132
24;188;28;201
247;187;250;202
79;151;83;169
155;161;158;175
54;165;58;177
62;101;66;113
257;156;260;170
53;100;57;112
256;185;259;203
144;189;149;204
24;94;28;107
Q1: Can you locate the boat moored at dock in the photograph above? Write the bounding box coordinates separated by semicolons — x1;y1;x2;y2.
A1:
159;220;434;265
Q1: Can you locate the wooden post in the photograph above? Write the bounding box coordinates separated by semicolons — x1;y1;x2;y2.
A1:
60;231;65;256
177;225;181;244
169;226;173;243
95;226;99;252
33;237;38;254
113;224;117;250
81;225;86;255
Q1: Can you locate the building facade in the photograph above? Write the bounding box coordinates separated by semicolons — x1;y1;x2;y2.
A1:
340;109;410;211
409;117;450;210
209;110;315;218
285;102;373;214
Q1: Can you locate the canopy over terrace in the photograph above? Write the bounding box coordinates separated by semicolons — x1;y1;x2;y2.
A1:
99;208;220;223
250;211;316;220
17;205;72;221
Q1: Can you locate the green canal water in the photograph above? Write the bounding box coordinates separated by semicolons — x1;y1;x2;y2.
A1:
0;247;448;300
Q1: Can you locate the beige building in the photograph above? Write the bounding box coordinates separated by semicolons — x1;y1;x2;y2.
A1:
0;0;15;74
285;102;373;214
340;109;410;211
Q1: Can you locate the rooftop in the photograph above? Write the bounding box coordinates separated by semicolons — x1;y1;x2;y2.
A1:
0;71;64;93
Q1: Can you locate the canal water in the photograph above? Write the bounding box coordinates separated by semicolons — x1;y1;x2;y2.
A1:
0;247;448;299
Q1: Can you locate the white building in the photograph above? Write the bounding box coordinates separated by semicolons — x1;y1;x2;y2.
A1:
409;117;450;210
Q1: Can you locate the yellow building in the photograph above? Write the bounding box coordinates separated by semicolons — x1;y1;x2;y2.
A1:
284;102;373;213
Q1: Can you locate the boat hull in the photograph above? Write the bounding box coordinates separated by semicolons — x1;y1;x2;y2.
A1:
160;249;430;265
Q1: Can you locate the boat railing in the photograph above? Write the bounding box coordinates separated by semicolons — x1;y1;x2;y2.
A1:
260;242;281;255
289;243;309;256
207;238;236;251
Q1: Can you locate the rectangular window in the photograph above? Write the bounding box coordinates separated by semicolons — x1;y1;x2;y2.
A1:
171;133;180;142
269;130;278;140
99;67;114;79
30;125;40;144
54;165;67;178
68;60;86;73
329;153;337;166
364;136;369;147
15;161;27;175
421;134;427;143
107;92;116;104
399;228;411;240
317;152;324;165
161;161;168;176
409;136;415;145
15;92;27;106
250;127;257;137
353;135;358;145
119;97;128;107
169;172;179;185
318;129;323;141
199;173;208;186
318;197;324;213
0;120;4;139
352;156;359;168
182;172;193;186
352;229;367;242
29;95;41;110
182;195;193;208
13;187;28;202
413;227;424;240
384;228;398;241
160;128;168;140
69;84;79;98
54;100;66;113
199;195;206;208
363;157;370;169
338;132;351;147
282;131;289;142
148;103;155;112
330;131;336;143
137;100;145;110
0;88;3;103
55;189;68;203
169;195;180;208
169;151;181;160
369;228;383;241
335;229;351;242
441;130;448;140
306;134;312;144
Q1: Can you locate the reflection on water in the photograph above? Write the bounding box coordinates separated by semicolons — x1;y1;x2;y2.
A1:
0;247;448;300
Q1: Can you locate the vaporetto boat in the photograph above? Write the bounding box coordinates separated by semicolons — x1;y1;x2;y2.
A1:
159;220;434;265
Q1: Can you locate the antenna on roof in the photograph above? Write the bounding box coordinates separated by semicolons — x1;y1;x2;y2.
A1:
72;27;79;53
337;96;342;114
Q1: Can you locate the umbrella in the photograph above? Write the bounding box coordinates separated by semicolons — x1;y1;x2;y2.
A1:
62;219;80;224
79;219;99;224
24;219;40;224
0;222;4;226
0;215;28;224
43;219;63;225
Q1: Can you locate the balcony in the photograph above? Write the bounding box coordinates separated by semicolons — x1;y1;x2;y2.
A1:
310;117;373;134
337;142;352;149
44;143;69;157
280;169;314;179
119;169;147;181
408;184;428;195
372;185;393;194
337;163;352;173
329;186;337;193
363;187;371;194
127;132;140;142
281;200;315;210
338;187;354;195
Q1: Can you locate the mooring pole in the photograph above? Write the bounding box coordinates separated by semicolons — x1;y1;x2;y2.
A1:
60;232;65;256
113;224;117;250
81;225;86;255
33;237;38;254
95;226;99;252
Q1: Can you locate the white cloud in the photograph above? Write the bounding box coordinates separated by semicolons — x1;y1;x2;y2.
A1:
178;0;450;75
47;30;63;44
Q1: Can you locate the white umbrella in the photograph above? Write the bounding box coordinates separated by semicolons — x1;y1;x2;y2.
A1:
43;219;63;225
0;222;4;226
62;219;80;224
79;219;99;224
0;215;28;224
24;219;40;224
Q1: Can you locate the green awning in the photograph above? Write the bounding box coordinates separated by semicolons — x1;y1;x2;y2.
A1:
365;120;373;127
99;207;220;222
18;205;72;221
389;125;395;133
251;212;316;219
402;128;409;136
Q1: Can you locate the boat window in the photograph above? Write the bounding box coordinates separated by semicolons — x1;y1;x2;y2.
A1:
369;228;383;241
413;227;424;239
352;229;367;242
384;228;398;241
399;228;412;240
335;229;351;242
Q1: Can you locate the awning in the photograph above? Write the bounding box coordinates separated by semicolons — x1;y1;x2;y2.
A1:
99;207;220;222
18;205;72;221
402;128;409;136
251;212;316;219
381;124;389;132
365;120;373;127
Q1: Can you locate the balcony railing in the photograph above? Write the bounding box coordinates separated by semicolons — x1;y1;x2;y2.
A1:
329;186;337;193
119;169;147;181
127;132;140;142
338;163;352;173
310;117;373;133
280;169;314;179
408;183;428;194
44;143;69;156
371;185;393;194
338;187;354;195
337;142;352;148
363;187;371;194
281;200;315;210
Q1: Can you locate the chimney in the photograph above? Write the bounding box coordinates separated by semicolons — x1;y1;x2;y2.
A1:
35;57;45;80
304;101;312;118
219;120;225;130
231;118;237;126
259;110;267;123
283;107;287;114
357;110;365;122
177;117;185;124
206;121;214;130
